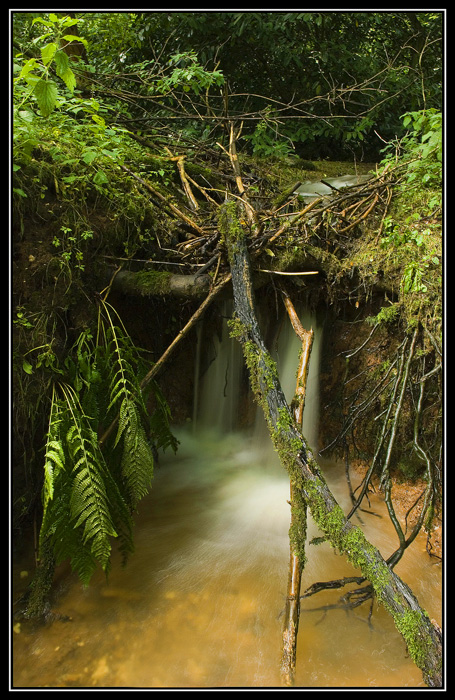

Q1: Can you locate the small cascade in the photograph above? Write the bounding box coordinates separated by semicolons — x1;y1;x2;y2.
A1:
260;305;321;453
193;298;322;452
193;299;245;434
239;303;322;466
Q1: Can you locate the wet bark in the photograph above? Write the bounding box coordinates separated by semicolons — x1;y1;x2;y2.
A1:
221;201;443;689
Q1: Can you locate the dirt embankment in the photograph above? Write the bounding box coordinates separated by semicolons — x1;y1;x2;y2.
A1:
350;458;442;560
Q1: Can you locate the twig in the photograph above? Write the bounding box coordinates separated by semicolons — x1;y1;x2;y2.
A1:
256;269;318;276
164;147;199;211
119;164;205;236
338;192;379;233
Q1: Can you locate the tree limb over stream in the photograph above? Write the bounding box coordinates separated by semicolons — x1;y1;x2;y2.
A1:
220;200;442;688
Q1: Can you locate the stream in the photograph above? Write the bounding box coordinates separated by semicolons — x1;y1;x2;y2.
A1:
12;305;442;689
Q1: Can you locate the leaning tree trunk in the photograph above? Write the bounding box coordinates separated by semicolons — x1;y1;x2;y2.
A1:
219;200;443;689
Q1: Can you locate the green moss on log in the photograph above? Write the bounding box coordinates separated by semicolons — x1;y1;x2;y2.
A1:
118;270;172;296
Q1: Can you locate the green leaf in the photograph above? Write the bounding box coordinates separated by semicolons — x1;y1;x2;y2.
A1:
62;34;89;49
32;17;54;28
17;109;34;123
91;114;106;128
59;69;77;93
23;73;40;87
61;17;80;28
22;360;33;374
93;170;109;186
54;50;70;76
34;79;58;117
19;58;39;79
41;42;58;66
402;114;412;128
82;150;98;164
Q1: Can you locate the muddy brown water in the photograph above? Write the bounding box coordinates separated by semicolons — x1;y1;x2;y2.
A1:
11;306;442;689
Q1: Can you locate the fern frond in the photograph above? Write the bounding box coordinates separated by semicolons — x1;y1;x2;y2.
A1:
37;301;177;589
119;398;155;507
58;385;118;570
100;464;135;565
42;388;66;512
148;380;180;454
43;491;99;586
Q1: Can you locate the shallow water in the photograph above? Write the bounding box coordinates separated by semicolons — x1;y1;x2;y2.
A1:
12;304;442;688
12;428;442;689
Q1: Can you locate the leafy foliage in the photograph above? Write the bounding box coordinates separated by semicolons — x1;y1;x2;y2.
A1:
14;13;85;116
37;303;177;585
106;11;442;158
376;110;442;330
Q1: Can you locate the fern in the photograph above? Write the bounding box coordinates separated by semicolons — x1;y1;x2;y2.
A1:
42;387;66;511
147;380;179;453
118;397;154;504
100;302;156;508
65;416;117;570
37;300;177;587
42;490;99;585
39;383;122;580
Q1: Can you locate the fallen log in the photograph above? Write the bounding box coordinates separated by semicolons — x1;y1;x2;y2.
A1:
103;268;212;298
220;200;443;689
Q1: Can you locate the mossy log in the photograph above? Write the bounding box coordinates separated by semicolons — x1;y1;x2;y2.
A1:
220;201;443;689
104;268;212;298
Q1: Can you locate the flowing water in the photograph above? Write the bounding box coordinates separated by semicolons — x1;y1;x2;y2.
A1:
12;304;442;689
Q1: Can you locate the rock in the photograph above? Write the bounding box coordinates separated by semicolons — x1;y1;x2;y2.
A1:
294;174;372;203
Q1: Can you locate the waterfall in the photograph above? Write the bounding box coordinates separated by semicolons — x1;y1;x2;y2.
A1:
193;298;322;454
254;305;322;455
193;299;245;434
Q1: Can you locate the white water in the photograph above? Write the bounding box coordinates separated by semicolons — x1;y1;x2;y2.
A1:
12;302;442;689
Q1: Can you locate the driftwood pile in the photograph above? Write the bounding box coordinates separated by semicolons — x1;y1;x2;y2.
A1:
102;125;398;299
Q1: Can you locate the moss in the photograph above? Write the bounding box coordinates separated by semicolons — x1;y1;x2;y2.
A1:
276;243;340;276
289;488;308;564
229;315;282;425
131;270;172;296
395;609;434;669
218;201;244;260
343;528;391;597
